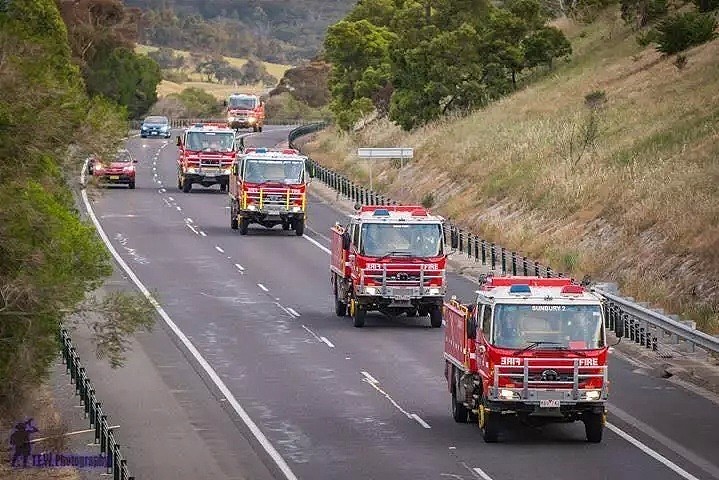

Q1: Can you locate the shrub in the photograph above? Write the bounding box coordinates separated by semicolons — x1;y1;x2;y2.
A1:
637;28;660;47
421;192;435;208
655;12;717;54
693;0;719;12
162;69;190;83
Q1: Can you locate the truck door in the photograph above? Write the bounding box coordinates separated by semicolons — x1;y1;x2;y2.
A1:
477;303;492;371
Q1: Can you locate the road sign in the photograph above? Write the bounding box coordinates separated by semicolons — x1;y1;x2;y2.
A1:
357;148;414;159
356;147;414;190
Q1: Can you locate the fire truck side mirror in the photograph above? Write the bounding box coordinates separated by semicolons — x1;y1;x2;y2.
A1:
231;163;238;176
176;136;182;147
342;231;351;250
223;100;227;107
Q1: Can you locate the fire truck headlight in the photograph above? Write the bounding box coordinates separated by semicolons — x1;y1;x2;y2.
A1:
247;205;257;211
499;389;519;400
429;287;440;295
364;286;378;295
186;168;197;174
248;117;256;123
292;206;302;212
582;390;601;401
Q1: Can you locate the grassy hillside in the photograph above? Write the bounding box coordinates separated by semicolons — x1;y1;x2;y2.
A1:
303;10;719;333
136;44;292;99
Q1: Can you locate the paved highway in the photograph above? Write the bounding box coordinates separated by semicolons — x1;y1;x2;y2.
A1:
84;126;719;480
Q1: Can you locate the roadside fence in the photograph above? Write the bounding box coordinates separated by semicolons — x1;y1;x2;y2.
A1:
288;122;719;358
60;327;134;480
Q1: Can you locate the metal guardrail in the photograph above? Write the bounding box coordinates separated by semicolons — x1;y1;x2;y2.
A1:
289;123;719;357
60;327;134;480
128;117;331;131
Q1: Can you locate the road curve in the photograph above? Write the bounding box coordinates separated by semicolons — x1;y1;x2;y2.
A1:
83;126;719;480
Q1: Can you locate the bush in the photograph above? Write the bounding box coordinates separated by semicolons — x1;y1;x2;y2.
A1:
166;87;222;117
693;0;719;12
637;28;661;47
265;92;331;122
162;69;190;83
655;12;717;54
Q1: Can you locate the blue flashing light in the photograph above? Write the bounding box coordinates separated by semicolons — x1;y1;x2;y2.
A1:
508;284;531;294
254;148;268;153
373;208;391;217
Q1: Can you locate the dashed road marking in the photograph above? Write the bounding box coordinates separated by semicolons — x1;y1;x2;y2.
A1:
200;231;207;237
472;467;494;480
286;307;300;317
234;263;245;271
186;224;199;235
320;336;335;348
257;283;269;292
215;245;225;253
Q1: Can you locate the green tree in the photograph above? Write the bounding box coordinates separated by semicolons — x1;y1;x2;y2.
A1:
655;12;717;54
1;0;155;417
522;26;572;69
84;47;162;118
324;19;397;129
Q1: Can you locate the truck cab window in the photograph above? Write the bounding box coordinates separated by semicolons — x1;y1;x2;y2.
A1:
351;223;360;249
481;304;492;338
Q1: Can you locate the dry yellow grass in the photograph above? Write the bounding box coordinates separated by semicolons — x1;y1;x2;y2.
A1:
157;80;267;99
135;44;292;81
304;9;719;332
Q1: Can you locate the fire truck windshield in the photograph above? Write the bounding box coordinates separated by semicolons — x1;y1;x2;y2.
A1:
243;159;304;184
491;304;604;350
185;132;235;152
228;97;257;109
360;223;443;258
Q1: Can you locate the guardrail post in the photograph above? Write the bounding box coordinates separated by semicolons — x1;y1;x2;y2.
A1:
100;415;108;454
511;252;517;275
481;240;486;265
114;444;120;479
473;236;479;262
501;248;506;273
546;267;553;278
490;243;496;270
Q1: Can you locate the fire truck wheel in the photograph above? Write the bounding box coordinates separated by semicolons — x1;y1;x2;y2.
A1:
429;305;443;328
182;178;192;193
351;301;366;328
258;126;263;132
128;181;135;190
451;386;470;423
583;412;604;443
177;175;182;190
478;404;500;443
220;183;227;192
282;221;290;231
406;308;417;317
334;286;347;317
294;219;305;236
239;217;249;235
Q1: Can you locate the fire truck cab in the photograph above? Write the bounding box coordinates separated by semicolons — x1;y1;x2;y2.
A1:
331;205;448;328
228;147;310;235
443;275;611;443
224;93;265;132
176;122;239;193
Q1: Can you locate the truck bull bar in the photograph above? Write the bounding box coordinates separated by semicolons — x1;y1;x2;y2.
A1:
492;357;608;403
359;263;446;297
241;186;306;212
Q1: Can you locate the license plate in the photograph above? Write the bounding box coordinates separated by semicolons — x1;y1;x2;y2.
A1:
268;210;280;216
396;295;411;301
540;399;561;408
109;175;119;180
204;172;216;177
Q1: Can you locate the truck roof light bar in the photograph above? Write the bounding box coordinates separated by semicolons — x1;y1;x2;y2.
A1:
508;284;531;294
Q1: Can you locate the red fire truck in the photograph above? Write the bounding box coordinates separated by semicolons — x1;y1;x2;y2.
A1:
228;147;310;235
175;122;240;193
443;275;617;443
330;205;448;328
224;93;265;132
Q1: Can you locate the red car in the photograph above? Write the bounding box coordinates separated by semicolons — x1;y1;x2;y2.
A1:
89;149;137;189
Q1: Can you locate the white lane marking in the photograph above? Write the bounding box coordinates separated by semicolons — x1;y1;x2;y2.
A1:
257;283;269;292
609;404;719;479
186;217;194;224
306;224;332;243
79;159;299;480
274;303;296;318
215;245;225;253
200;231;207;237
606;423;702;480
301;325;321;342
360;371;379;385
186;224;199;235
302;234;331;255
176;206;182;211
472;467;494;480
163;198;171;207
410;413;431;429
320;336;335;348
168;196;174;201
234;263;245;271
286;307;300;317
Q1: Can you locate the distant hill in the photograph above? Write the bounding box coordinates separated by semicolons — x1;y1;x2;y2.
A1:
124;0;356;63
